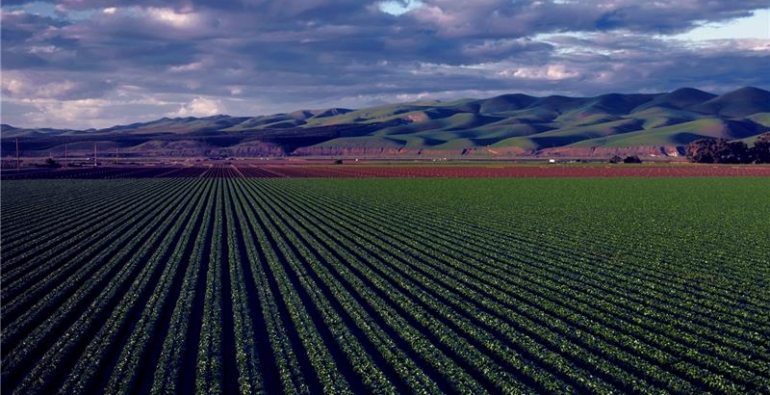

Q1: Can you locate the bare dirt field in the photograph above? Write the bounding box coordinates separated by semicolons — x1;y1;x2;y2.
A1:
3;163;770;180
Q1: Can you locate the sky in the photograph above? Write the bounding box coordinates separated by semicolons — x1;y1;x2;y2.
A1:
1;1;769;129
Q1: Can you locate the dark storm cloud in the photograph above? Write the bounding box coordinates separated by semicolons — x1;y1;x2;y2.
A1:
1;11;67;41
1;12;74;70
1;0;768;128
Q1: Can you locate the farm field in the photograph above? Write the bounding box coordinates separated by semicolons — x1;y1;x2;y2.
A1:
2;176;770;394
3;162;770;180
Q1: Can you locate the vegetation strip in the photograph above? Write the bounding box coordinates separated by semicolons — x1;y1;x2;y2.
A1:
2;177;768;394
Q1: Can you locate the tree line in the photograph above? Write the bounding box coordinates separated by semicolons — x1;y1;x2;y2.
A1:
686;133;770;164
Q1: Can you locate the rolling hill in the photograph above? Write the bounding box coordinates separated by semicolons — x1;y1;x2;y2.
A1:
3;87;769;158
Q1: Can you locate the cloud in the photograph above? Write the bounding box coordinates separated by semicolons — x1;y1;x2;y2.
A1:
499;64;580;81
1;1;768;128
168;61;205;73
170;97;225;117
1;70;114;100
409;0;770;38
144;7;201;28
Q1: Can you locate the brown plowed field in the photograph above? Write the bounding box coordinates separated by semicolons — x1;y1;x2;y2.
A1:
249;165;770;178
3;164;770;180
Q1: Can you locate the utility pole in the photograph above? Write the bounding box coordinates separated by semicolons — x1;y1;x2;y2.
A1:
64;143;68;167
93;142;97;167
16;138;20;171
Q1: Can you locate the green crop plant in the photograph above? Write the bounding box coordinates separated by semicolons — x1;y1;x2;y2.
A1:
2;177;768;394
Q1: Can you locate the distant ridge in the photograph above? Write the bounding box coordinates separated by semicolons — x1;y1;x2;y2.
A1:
689;87;770;118
4;87;770;158
632;87;716;112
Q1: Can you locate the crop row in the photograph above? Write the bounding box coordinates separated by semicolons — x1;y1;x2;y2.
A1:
2;177;768;394
254;179;769;393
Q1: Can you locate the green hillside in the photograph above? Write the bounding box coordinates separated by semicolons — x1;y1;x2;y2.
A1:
569;118;758;148
4;87;769;156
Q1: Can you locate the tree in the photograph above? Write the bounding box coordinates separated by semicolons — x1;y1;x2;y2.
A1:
751;133;770;163
623;155;642;164
608;155;622;164
716;141;749;164
686;138;754;163
686;138;721;163
44;158;62;168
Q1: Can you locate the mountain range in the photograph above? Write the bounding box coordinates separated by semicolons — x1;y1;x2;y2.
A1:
3;86;770;158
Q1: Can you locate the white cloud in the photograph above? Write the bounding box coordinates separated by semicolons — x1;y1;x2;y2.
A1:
395;91;434;101
145;7;200;28
692;38;770;53
1;73;86;100
1;76;26;96
170;97;225;117
500;64;580;80
27;45;77;62
168;61;204;73
28;45;57;54
2;92;227;129
14;98;106;128
37;81;79;97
